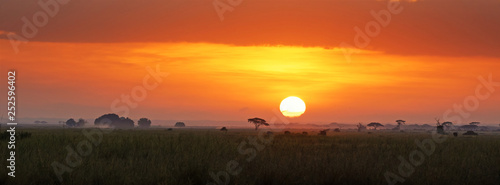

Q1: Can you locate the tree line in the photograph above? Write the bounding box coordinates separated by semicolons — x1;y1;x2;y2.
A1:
63;113;186;128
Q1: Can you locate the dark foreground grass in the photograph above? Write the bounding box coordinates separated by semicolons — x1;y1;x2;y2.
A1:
0;128;499;185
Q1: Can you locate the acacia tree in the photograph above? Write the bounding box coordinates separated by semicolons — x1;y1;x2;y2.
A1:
66;118;77;127
395;120;406;130
138;118;152;127
367;122;384;130
248;117;269;130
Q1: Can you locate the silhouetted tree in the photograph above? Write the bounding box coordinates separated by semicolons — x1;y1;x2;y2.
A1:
138;118;152;127
175;122;185;127
40;121;47;124
116;117;134;128
357;123;366;132
34;120;41;124
394;120;406;130
302;132;308;135
284;131;291;135
463;131;478;136
95;113;120;126
248;117;269;130
220;127;228;132
469;122;480;125
94;114;134;128
76;118;87;127
367;122;384;130
66;118;77;127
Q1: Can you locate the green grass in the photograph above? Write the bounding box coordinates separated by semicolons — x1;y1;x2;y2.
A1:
1;128;499;185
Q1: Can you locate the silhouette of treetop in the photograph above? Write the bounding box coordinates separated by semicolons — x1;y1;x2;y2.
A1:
367;122;384;130
248;117;269;130
175;122;185;127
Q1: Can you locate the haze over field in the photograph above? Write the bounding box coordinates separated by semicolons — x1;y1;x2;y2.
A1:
1;0;499;125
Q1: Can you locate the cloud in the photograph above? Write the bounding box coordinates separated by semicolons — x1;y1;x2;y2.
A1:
0;0;499;57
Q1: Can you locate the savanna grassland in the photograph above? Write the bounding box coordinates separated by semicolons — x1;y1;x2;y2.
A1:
1;128;500;185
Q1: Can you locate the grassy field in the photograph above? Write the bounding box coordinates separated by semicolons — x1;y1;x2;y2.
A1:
1;128;500;185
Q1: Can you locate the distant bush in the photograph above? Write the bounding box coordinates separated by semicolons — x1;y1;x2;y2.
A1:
463;131;478;136
66;118;77;127
34;120;47;124
95;113;120;125
319;129;329;136
116;117;134;128
138;118;152;127
65;118;87;127
175;122;185;127
76;118;87;127
94;113;134;128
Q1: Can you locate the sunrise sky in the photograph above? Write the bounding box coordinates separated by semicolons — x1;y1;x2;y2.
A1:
1;0;499;125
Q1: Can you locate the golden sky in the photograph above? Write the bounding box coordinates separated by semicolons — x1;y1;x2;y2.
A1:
1;0;499;125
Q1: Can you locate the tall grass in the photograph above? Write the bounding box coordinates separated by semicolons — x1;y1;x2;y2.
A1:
0;129;499;185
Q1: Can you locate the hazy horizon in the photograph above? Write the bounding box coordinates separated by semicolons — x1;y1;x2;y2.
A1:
10;117;500;127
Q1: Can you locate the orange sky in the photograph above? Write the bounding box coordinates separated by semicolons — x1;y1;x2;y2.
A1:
1;0;499;125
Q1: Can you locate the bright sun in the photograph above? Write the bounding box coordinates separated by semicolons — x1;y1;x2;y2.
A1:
280;96;306;117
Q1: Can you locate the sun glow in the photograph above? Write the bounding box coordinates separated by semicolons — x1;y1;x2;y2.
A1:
280;96;306;117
